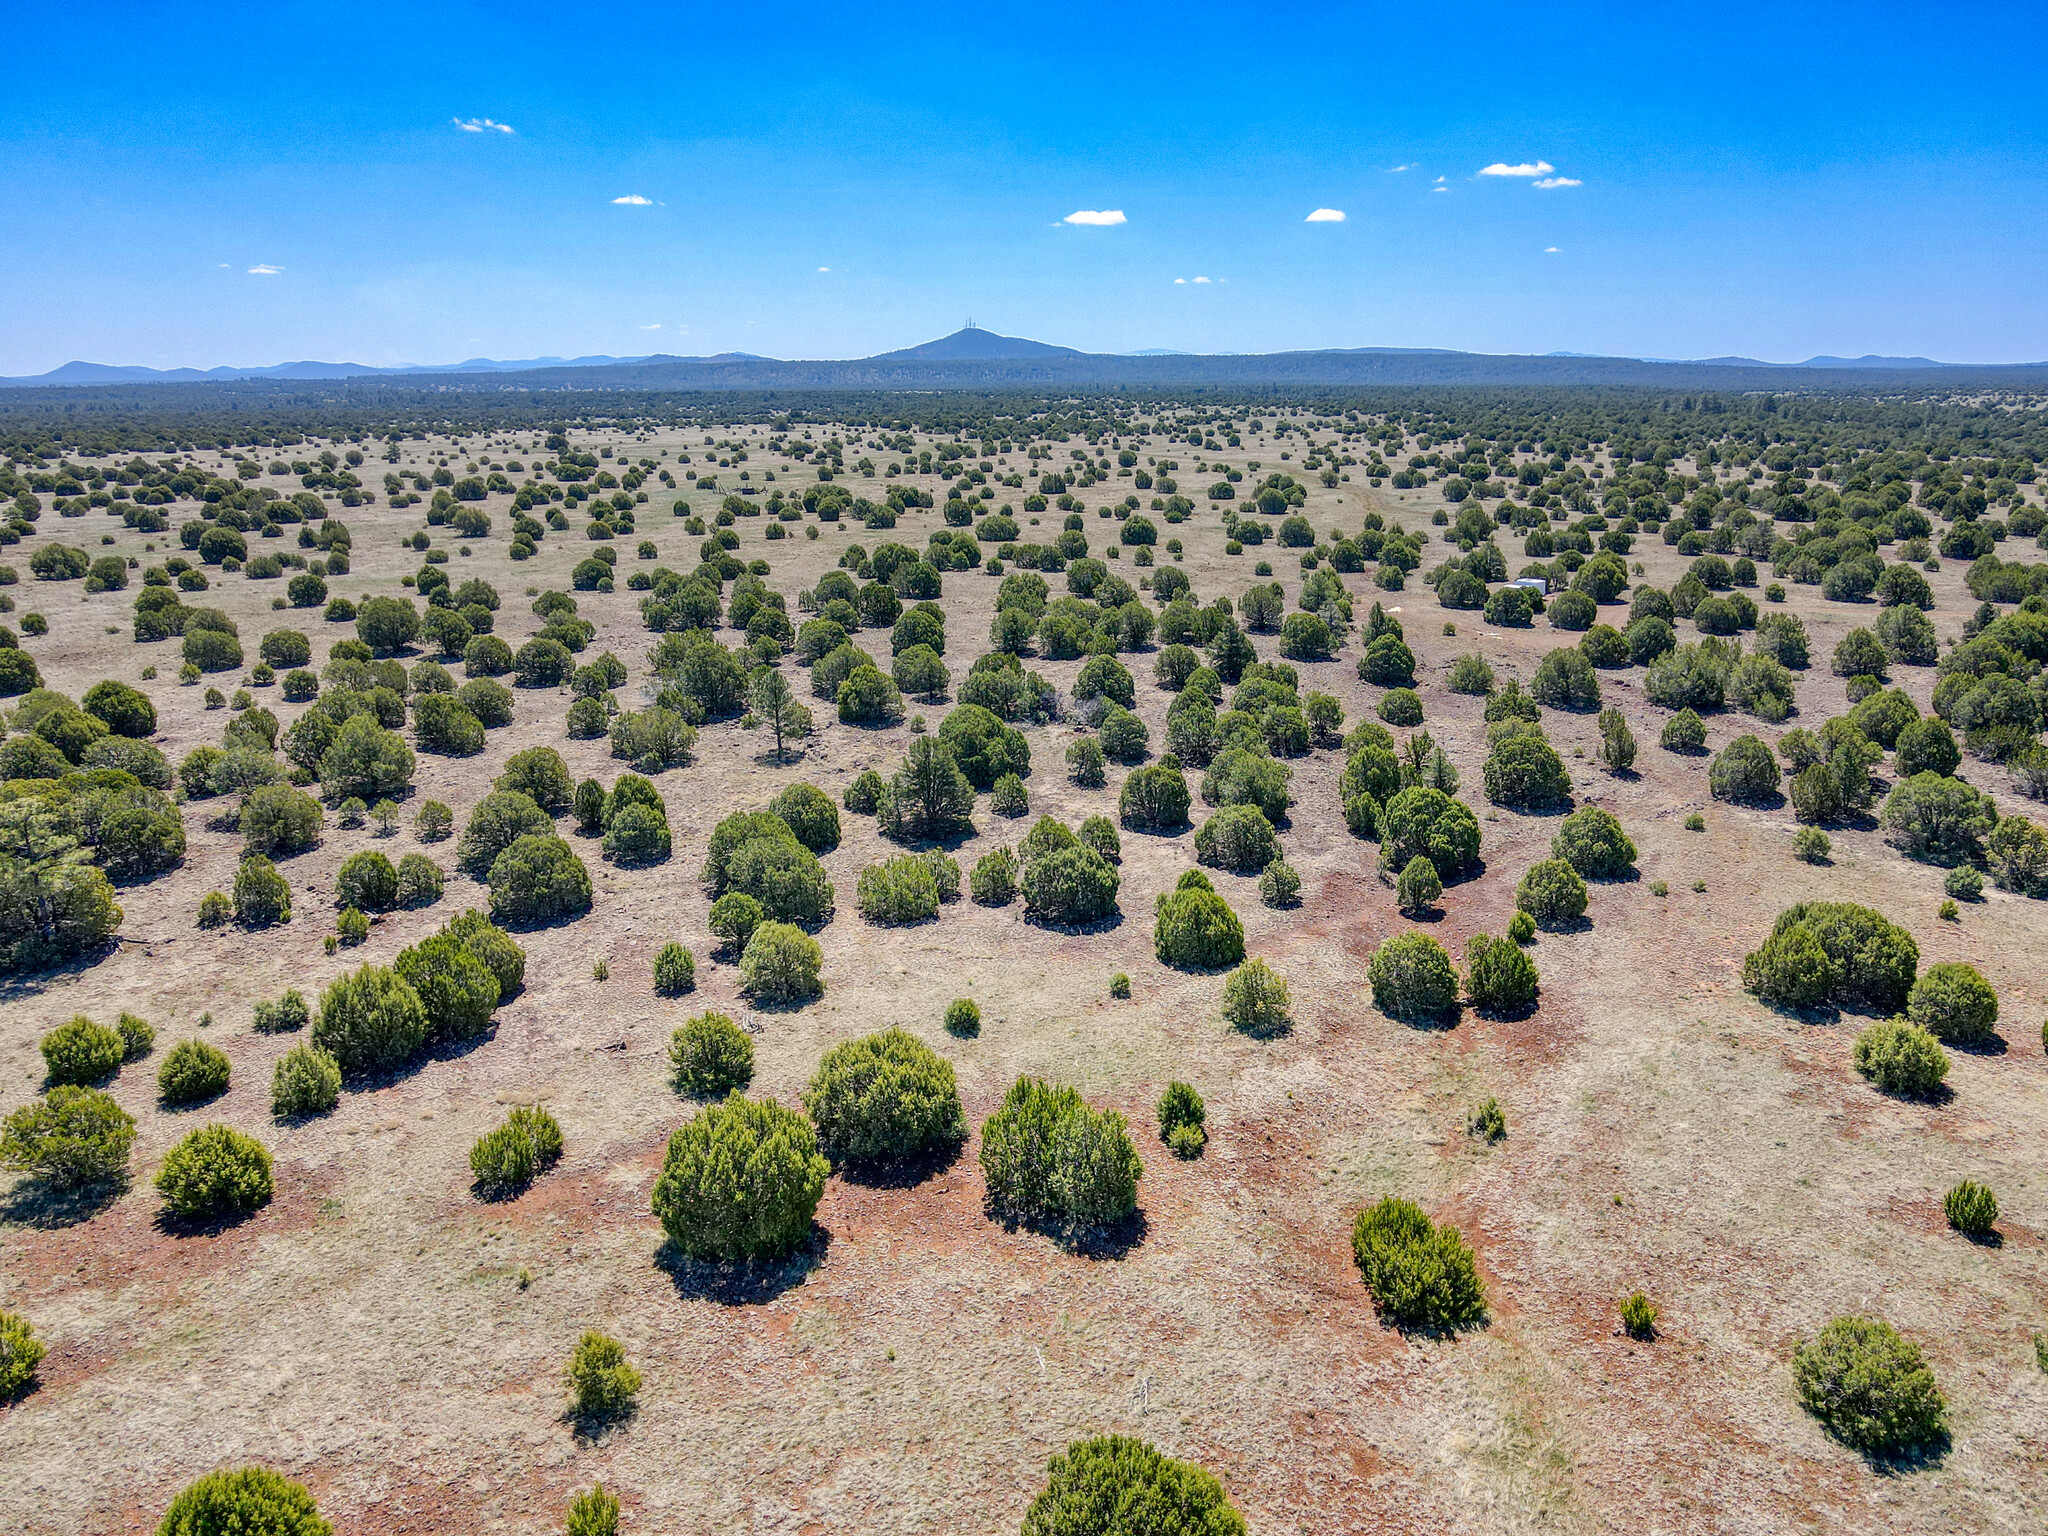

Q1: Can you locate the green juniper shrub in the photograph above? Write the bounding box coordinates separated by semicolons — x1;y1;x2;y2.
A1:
1222;957;1291;1036
155;1468;331;1536
978;1076;1143;1227
1077;815;1121;864
233;854;292;927
116;1012;154;1060
1507;909;1537;945
1943;864;1983;902
565;1330;640;1422
1465;934;1538;1013
336;850;399;913
1022;844;1121;926
804;1028;966;1164
1684;813;1705;831
271;1044;341;1118
1907;961;1998;1046
158;1038;231;1105
0;1084;135;1190
1109;972;1132;999
1377;687;1423;726
1448;653;1495;695
0;1309;47;1402
1709;734;1781;804
669;1011;754;1096
1516;858;1588;928
334;906;370;946
1795;827;1833;864
1395;854;1442;914
1944;1179;1998;1238
565;1484;620;1536
1619;1292;1658;1341
156;1123;274;1220
1660;708;1707;753
1551;807;1636;879
651;1091;829;1259
1156;1081;1207;1157
844;767;886;814
739;920;824;1002
1368;932;1459;1022
470;1105;563;1193
1119;762;1192;831
1258;858;1301;907
1467;1096;1507;1143
768;782;841;852
858;854;941;924
313;963;429;1075
1377;786;1481;880
1064;737;1107;787
652;942;696;995
1194;804;1280;874
395;853;444;908
945;997;981;1037
1153;869;1244;968
1019;1435;1245;1536
708;891;766;954
40;1015;124;1086
1350;1195;1487;1331
574;777;607;834
414;799;453;841
488;835;592;925
1792;1316;1948;1458
1744;901;1918;1013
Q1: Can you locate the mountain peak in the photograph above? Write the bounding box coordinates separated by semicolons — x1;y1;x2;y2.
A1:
869;327;1083;362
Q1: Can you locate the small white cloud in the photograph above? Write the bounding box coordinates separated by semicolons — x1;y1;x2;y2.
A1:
639;323;662;330
1192;276;1212;284
216;262;230;268
1174;278;1186;284
247;264;282;275
611;194;652;205
1386;164;1413;173
1478;160;1555;178
817;266;830;273
1432;185;1448;193
1532;176;1582;190
1545;246;1561;253
1063;209;1126;226
1305;208;1346;223
454;117;514;134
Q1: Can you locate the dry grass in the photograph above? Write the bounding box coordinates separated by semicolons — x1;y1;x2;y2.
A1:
3;426;2047;1533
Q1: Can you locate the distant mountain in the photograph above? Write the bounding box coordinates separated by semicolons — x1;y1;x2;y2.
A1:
869;327;1083;361
0;352;772;386
1126;348;1189;356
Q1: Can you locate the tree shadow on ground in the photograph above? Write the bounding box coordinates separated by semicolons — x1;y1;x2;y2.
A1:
1856;1430;1952;1476
655;1225;830;1306
154;1202;267;1239
0;1175;126;1231
563;1401;639;1446
1950;1031;2009;1058
1022;910;1125;936
989;1205;1150;1261
837;1140;964;1192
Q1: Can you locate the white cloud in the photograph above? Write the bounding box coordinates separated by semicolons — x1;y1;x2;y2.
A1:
454;117;514;134
1174;278;1185;284
639;323;662;330
1432;185;1448;193
1545;246;1561;253
1063;209;1126;226
817;266;830;273
611;194;652;205
247;264;282;275
1386;164;1413;173
1533;176;1582;190
1478;160;1555;178
1305;208;1346;223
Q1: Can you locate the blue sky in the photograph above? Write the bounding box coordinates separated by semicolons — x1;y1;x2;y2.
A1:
3;0;2044;373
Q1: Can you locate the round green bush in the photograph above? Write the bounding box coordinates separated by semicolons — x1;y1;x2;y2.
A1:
707;891;765;955
1792;1316;1947;1457
82;679;156;738
768;782;841;852
740;920;824;1002
1119;763;1191;831
470;1104;563;1193
1156;1081;1207;1154
1258;858;1301;907
1466;933;1539;1013
1377;687;1423;726
1907;961;1998;1045
393;932;501;1043
156;1123;274;1220
1944;1178;1998;1237
0;1084;135;1189
1551;807;1636;879
1482;731;1571;808
979;1076;1142;1225
1022;844;1122;926
271;1044;341;1118
669;1011;754;1096
1154;870;1245;968
233;854;292;927
156;1466;331;1536
970;848;1018;906
496;745;574;811
446;909;527;997
1395;854;1442;913
1351;1195;1487;1331
1660;708;1707;751
1378;787;1481;879
1019;1435;1244;1536
651;1092;829;1260
313;963;429;1075
1368;932;1459;1021
564;1330;640;1421
0;1309;47;1402
457;790;553;875
117;1012;155;1059
603;802;672;865
652;941;696;995
857;855;941;924
722;835;834;926
1195;804;1281;874
394;853;443;909
843;767;886;814
157;1038;231;1105
1709;734;1780;804
241;784;324;856
1515;858;1588;927
945;997;981;1037
488;834;592;925
335;850;398;914
318;714;415;804
1222;958;1290;1037
804;1027;965;1164
40;1015;124;1085
1742;920;1836;1008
